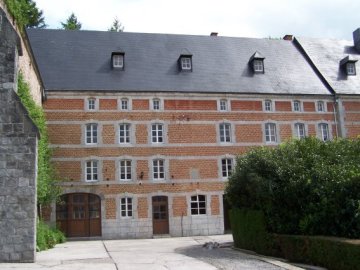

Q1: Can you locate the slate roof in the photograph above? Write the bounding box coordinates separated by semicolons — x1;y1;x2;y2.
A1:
295;37;360;95
26;29;330;95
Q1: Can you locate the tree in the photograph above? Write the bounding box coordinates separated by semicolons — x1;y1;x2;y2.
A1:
108;17;124;32
5;0;46;29
61;13;82;30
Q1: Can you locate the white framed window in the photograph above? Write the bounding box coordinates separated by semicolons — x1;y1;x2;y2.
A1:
152;99;161;110
151;123;163;143
121;98;129;110
119;123;131;144
219;123;231;143
112;54;124;68
221;158;233;178
253;59;264;72
120;160;132;181
219;99;228;111
86;160;98;182
294;123;306;139
319;123;330;141
153;159;165;180
346;62;356;75
265;123;277;143
181;57;192;70
87;98;96;110
191;195;206;215
120;197;133;217
264;100;273;112
293;100;301;112
85;123;98;144
317;101;325;112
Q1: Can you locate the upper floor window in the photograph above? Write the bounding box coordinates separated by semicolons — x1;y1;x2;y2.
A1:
112;52;124;69
253;59;264;72
294;123;306;139
121;98;129;110
219;123;232;143
119;123;131;144
264;100;273;112
249;51;265;73
120;197;133;217
120;160;132;181
86;160;98;182
219;99;228;111
153;159;165;180
293;100;301;112
88;98;96;110
86;123;98;144
340;56;357;76
265;123;277;143
178;54;193;71
346;63;356;75
221;158;233;178
151;123;163;143
152;99;161;110
317;101;325;112
191;195;206;215
319;123;330;141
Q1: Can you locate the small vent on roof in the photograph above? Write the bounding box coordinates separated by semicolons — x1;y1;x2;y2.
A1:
249;51;265;73
283;34;293;41
210;32;218;37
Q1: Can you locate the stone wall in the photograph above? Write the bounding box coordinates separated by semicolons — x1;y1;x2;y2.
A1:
0;7;38;262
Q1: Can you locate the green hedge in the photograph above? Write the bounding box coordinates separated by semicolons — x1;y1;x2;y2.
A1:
231;208;360;270
36;220;66;251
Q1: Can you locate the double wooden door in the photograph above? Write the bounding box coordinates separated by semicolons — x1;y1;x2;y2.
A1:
56;193;101;237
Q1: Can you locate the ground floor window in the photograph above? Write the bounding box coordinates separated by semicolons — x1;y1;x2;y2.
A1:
191;195;206;215
120;197;133;217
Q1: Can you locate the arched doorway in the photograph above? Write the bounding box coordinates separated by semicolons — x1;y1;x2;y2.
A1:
56;193;101;237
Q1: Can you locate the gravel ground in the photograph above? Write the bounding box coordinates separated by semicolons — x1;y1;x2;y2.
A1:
176;244;286;270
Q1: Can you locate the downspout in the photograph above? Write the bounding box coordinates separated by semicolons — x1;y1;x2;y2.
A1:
333;94;339;138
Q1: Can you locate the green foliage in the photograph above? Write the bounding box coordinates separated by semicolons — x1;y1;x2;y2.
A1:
4;0;46;31
226;137;360;238
108;17;124;32
36;219;66;251
61;13;82;30
17;73;61;207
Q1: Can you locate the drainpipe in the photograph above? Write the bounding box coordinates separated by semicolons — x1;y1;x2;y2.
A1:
181;212;184;237
333;95;339;138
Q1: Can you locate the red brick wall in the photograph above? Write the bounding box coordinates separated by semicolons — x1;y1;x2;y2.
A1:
44;99;84;110
168;124;216;143
211;195;220;215
138;197;148;218
231;100;262;111
102;124;115;144
303;101;316;112
275;101;292;112
173;196;187;217
103;160;115;181
53;161;82;181
100;99;117;110
105;198;116;219
132;99;149;110
164;100;217;110
235;124;262;142
48;124;81;144
169;159;218;180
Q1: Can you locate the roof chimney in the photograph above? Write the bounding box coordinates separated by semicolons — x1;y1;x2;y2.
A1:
210;32;218;37
283;34;293;41
353;28;360;52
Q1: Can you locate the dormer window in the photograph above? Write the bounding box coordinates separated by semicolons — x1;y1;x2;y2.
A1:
112;52;124;69
249;51;265;73
340;55;357;76
178;54;192;72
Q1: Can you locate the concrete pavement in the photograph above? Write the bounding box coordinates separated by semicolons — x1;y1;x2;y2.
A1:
0;234;305;270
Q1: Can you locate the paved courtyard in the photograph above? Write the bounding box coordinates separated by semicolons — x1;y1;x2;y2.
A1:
0;234;304;270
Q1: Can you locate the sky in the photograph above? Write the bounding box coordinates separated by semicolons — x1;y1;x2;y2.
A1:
34;0;360;40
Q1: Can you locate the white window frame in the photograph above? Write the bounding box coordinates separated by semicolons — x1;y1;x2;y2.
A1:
253;59;264;72
190;195;207;215
152;98;161;110
151;123;164;143
119;123;131;144
181;57;192;70
121;98;129;110
346;62;356;75
85;123;98;145
152;159;165;181
265;123;277;143
318;123;330;141
120;197;133;217
294;123;306;139
219;99;228;112
119;160;132;181
219;123;232;143
221;158;233;178
317;101;325;112
87;98;96;110
113;54;124;69
85;160;98;182
264;100;273;112
293;100;301;112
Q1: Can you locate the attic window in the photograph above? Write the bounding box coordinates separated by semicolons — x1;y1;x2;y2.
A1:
249;51;265;73
340;55;357;76
112;52;124;69
178;55;192;71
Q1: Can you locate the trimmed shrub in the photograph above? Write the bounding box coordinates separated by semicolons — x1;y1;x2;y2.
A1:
36;220;65;251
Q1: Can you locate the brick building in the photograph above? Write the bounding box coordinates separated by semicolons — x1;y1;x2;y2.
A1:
26;28;359;239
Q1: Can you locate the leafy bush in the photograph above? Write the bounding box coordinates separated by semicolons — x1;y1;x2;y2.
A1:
36;220;66;251
226;137;360;238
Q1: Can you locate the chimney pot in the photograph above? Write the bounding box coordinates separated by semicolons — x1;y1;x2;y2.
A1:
353;28;360;52
283;34;293;41
210;32;218;37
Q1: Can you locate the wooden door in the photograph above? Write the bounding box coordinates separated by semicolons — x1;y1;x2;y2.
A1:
152;196;169;234
56;193;101;237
